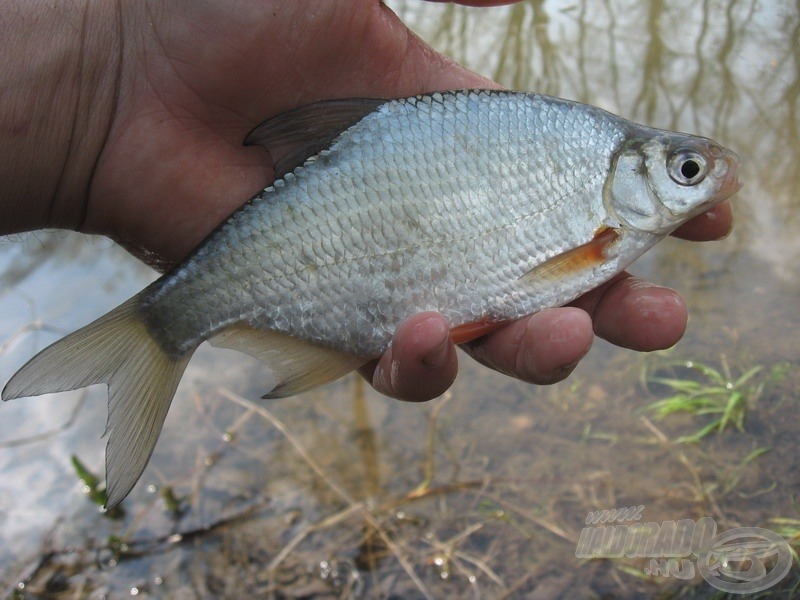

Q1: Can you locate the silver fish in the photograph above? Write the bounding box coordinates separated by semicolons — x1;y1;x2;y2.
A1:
2;90;741;506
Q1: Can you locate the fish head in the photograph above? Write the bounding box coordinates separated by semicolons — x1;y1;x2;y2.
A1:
605;130;741;235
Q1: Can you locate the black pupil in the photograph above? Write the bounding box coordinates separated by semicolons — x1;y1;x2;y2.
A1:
681;158;701;180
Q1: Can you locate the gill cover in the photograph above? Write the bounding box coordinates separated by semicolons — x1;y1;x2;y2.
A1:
606;133;739;235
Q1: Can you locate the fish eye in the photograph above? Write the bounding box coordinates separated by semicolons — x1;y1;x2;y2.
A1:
668;149;707;186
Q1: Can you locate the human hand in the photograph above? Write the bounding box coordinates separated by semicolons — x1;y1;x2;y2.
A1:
0;0;733;402
362;201;731;401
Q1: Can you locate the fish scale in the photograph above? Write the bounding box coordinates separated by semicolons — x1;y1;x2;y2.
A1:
2;89;741;506
145;92;697;352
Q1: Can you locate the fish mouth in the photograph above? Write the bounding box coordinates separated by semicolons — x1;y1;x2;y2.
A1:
715;147;742;201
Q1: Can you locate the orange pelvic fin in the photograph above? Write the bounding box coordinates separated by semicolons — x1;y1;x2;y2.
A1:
450;320;507;345
520;226;620;283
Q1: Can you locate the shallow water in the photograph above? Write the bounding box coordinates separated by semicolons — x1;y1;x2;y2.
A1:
1;1;798;598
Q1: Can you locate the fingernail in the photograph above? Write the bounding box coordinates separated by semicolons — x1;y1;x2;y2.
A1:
421;333;450;369
554;359;580;379
388;358;401;390
524;358;580;385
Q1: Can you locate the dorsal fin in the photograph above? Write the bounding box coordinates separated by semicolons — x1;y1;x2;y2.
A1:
244;98;388;178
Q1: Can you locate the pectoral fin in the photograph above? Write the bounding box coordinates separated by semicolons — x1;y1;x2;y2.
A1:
244;98;387;178
209;324;367;398
520;226;621;283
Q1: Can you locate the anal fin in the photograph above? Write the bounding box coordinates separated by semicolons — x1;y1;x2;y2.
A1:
209;324;367;398
450;320;507;344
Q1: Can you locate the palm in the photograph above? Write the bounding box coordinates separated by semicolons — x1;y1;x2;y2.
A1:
87;0;490;268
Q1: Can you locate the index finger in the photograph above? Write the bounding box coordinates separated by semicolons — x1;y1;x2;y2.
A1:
670;201;733;241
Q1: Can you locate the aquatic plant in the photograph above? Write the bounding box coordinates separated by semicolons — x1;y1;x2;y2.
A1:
71;455;125;519
770;517;800;566
643;356;764;443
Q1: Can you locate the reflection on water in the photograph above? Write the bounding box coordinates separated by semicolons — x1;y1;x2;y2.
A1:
400;0;800;281
1;1;798;597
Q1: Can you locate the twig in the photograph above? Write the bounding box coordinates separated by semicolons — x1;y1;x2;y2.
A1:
372;524;435;600
218;388;435;600
638;415;670;444
639;413;729;523
452;549;506;588
218;388;358;506
674;450;728;523
421;521;507;588
267;503;364;572
415;391;453;495
480;493;575;543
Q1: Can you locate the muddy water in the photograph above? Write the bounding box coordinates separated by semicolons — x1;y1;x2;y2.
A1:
1;1;798;598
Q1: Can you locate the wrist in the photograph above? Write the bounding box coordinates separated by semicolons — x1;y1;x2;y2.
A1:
0;1;121;234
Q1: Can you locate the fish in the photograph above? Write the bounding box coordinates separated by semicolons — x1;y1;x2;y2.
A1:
2;90;741;507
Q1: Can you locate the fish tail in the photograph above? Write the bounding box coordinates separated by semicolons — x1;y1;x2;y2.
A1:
2;294;192;508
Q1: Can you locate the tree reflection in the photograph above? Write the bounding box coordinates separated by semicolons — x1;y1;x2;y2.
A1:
391;0;800;268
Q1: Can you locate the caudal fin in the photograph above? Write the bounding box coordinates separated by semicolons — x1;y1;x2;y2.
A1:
2;295;192;508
